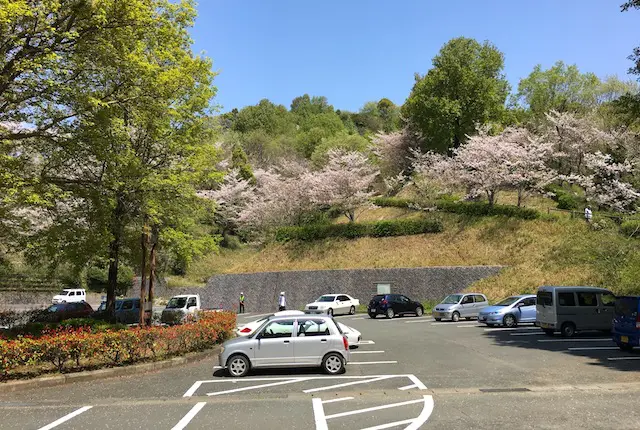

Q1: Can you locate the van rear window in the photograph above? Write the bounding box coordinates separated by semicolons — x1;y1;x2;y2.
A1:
615;297;639;317
537;291;552;307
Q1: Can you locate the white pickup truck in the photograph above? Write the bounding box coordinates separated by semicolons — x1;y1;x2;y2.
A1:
160;294;221;325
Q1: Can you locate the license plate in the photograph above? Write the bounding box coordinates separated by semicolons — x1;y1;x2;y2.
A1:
621;336;629;343
540;322;552;329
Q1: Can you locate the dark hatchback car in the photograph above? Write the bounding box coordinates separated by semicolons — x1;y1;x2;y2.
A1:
613;296;640;351
35;302;94;323
368;294;424;319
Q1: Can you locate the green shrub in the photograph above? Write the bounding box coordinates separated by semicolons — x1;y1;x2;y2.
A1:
621;220;640;237
372;197;413;208
275;218;443;242
435;200;539;220
557;193;579;210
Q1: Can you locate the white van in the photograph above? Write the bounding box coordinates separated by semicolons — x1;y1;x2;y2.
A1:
52;288;87;304
536;286;616;337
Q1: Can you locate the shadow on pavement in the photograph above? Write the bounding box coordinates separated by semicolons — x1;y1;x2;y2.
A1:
481;324;640;372
213;367;329;378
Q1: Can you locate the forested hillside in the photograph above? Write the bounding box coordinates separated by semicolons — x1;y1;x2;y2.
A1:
2;2;640;307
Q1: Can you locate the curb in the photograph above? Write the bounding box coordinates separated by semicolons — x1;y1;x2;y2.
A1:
1;345;222;393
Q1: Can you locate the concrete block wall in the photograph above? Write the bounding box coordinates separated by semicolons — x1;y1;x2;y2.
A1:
139;266;503;313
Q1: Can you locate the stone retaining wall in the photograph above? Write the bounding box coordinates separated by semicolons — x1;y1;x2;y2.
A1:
134;266;503;313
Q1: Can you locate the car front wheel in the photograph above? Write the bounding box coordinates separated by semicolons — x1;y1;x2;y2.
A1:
503;314;517;328
385;308;395;319
415;307;424;317
327;308;333;316
227;354;250;377
451;312;460;322
561;322;576;338
322;353;345;375
349;305;356;315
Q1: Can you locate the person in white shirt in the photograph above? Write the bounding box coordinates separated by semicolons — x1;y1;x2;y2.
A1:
278;291;286;311
584;206;592;223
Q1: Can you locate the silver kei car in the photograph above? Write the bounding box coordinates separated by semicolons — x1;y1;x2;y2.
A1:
218;314;351;377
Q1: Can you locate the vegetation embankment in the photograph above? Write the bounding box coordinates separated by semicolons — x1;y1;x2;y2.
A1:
0;312;236;382
173;203;640;300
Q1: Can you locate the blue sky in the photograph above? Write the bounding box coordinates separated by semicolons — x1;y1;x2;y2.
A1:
190;1;640;113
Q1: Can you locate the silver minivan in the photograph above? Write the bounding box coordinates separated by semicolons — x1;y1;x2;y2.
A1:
219;315;351;377
536;286;616;337
432;293;489;322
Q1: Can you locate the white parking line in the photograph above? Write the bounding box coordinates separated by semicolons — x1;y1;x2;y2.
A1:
171;402;206;430
358;340;376;345
568;347;619;351
321;397;354;404
538;338;613;343
349;317;366;320
207;378;311;396
303;376;395;393
607;356;640;361
38;406;93;430
405;319;435;324
312;398;328;430
398;384;418;391
350;361;398;365
361;419;415;430
431;321;477;326
324;397;425;419
351;350;385;354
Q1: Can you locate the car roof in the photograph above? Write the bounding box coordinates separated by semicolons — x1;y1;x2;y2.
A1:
172;295;195;298
538;286;612;293
512;294;536;298
268;314;335;322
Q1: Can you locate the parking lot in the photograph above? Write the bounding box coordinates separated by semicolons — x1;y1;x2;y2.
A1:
1;311;640;429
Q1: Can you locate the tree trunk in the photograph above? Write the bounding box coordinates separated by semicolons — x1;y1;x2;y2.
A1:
346;209;355;223
139;219;149;327
517;189;523;207
487;190;495;207
147;225;159;325
106;196;125;321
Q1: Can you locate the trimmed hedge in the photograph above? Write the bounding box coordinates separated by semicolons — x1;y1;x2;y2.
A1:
435;201;539;220
373;196;540;220
0;312;236;379
372;197;413;208
275;218;443;242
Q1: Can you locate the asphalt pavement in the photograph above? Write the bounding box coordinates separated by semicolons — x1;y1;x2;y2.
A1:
1;311;640;429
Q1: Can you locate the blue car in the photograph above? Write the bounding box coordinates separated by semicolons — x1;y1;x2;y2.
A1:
612;296;640;351
478;295;537;328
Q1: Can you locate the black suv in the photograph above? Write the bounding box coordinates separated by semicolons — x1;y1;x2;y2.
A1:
368;294;424;319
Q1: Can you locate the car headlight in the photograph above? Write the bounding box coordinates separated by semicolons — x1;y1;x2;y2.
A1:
220;346;225;354
489;312;500;315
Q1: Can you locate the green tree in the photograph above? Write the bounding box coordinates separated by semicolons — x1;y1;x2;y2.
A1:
231;144;255;182
310;133;369;166
18;0;219;318
232;99;293;135
290;94;334;117
402;37;509;153
513;61;604;117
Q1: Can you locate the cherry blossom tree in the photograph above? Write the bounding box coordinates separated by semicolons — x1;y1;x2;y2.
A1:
370;128;421;178
409;149;456;201
575;152;639;212
544;110;615;176
309;149;379;222
198;169;253;236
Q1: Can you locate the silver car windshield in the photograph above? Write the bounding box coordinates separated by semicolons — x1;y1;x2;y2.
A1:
442;294;462;304
495;297;520;306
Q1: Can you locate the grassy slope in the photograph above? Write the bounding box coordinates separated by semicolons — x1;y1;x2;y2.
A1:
176;198;640;300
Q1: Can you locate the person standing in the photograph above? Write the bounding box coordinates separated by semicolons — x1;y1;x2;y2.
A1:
584;206;593;224
278;291;286;311
239;292;245;314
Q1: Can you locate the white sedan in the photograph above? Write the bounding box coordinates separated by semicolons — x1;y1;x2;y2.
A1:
305;294;360;316
236;310;362;349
